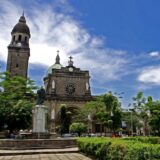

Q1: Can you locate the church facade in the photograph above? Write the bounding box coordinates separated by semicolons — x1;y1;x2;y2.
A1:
6;14;93;133
44;53;92;132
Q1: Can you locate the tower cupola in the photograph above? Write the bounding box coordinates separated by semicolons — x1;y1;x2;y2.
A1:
10;12;30;47
47;51;63;75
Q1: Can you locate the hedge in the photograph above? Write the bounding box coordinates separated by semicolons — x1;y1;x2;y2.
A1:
77;137;160;160
123;137;160;144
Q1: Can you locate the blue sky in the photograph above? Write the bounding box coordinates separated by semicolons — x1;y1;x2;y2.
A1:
0;0;160;107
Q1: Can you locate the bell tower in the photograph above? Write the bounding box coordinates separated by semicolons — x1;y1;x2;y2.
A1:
6;13;31;78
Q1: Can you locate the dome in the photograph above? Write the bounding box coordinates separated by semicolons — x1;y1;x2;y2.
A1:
47;63;63;75
11;16;30;36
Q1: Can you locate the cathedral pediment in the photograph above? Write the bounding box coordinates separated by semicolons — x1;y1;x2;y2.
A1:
44;53;92;102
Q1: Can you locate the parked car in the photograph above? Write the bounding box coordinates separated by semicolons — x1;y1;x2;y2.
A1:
62;133;77;138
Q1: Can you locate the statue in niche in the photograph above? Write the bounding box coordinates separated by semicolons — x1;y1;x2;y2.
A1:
86;82;89;91
51;109;55;120
52;80;55;89
37;87;46;105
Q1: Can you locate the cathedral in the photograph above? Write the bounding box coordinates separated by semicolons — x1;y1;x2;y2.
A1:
6;14;93;133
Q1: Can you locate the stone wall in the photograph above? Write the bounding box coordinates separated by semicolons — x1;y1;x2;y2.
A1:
0;139;77;149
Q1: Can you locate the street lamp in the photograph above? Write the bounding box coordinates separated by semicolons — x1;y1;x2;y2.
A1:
128;103;133;136
114;92;124;98
110;112;114;135
130;109;133;136
88;114;92;134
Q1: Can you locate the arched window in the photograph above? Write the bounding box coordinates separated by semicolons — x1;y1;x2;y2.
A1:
13;35;15;41
16;64;19;68
18;35;22;41
25;36;27;43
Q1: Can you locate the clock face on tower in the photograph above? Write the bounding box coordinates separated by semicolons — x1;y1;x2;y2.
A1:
66;83;75;95
69;67;73;72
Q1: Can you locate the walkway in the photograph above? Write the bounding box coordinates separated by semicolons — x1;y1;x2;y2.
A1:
0;153;92;160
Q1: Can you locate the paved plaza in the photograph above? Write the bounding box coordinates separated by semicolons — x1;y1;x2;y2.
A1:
0;153;92;160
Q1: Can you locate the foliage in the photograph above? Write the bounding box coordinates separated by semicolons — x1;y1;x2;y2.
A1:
77;96;105;121
0;71;37;131
103;92;117;111
5;100;34;130
132;92;151;135
60;104;72;134
122;111;143;134
79;92;122;133
77;137;160;160
70;122;87;136
132;92;146;110
123;136;160;144
103;92;122;132
147;100;160;136
131;92;160;136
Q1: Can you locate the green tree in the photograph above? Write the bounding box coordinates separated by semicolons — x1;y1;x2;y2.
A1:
146;98;160;136
77;96;106;134
78;93;122;134
122;110;143;135
60;105;72;135
132;92;150;135
103;92;122;133
77;96;105;121
7;100;34;130
0;71;37;131
70;122;87;137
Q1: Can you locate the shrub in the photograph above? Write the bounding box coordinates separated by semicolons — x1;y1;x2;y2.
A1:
70;122;87;137
123;136;160;144
77;138;111;159
77;137;160;160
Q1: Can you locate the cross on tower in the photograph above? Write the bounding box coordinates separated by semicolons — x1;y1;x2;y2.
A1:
68;56;73;66
57;50;59;55
22;10;24;16
69;56;73;61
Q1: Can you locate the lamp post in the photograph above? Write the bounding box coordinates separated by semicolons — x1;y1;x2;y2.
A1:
128;103;133;136
114;92;124;99
110;111;114;135
88;114;92;135
130;109;133;136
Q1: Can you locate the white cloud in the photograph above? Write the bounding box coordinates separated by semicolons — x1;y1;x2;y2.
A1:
73;49;128;82
138;66;160;85
149;51;160;57
0;0;129;82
